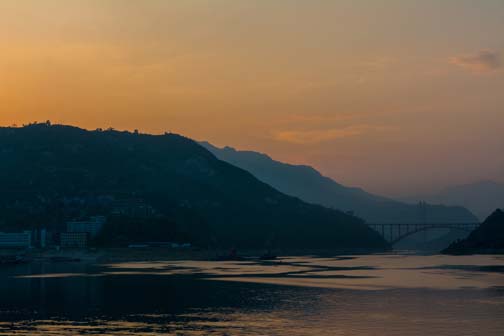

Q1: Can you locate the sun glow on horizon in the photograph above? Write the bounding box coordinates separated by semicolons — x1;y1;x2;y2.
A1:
1;0;503;196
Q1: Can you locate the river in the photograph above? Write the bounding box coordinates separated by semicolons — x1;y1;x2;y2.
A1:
1;254;503;335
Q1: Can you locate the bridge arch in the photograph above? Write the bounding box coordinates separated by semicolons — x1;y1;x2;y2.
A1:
388;225;474;245
368;223;479;246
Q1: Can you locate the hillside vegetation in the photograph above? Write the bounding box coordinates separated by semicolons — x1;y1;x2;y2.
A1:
443;209;504;254
0;124;388;250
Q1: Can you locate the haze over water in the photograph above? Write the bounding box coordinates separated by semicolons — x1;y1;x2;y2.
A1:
1;254;503;335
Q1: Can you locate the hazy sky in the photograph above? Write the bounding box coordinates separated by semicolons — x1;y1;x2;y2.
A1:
1;0;503;196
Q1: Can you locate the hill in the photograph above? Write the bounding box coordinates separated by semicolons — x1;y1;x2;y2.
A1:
404;181;504;221
201;142;477;224
0;123;388;250
443;209;504;254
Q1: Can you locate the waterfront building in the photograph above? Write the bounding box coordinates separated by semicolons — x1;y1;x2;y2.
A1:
59;232;88;248
66;216;106;237
31;228;48;248
0;231;32;249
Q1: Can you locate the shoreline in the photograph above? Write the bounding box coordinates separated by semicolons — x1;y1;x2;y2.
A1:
1;247;391;264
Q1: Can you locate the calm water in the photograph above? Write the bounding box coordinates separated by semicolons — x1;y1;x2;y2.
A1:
1;254;504;335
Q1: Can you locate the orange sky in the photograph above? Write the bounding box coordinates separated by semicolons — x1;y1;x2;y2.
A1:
1;0;503;196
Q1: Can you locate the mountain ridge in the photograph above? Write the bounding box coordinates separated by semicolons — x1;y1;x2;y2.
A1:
403;180;504;220
443;209;504;254
0;123;388;250
201;142;478;224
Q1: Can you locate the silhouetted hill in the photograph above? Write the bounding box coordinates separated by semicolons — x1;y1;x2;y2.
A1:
404;181;504;221
0;123;388;250
443;209;504;254
201;142;477;224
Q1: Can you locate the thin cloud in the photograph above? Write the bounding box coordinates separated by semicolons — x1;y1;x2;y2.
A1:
272;125;386;145
286;114;356;124
449;49;501;73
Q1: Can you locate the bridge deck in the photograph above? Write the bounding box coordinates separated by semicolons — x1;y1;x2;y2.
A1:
367;223;479;245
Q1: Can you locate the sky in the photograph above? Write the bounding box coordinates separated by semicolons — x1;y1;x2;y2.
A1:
1;0;503;197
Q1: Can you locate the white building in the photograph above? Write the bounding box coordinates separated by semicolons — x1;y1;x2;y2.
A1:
0;231;32;249
66;216;106;237
60;232;88;248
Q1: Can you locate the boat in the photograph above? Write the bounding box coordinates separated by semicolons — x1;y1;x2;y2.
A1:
215;248;243;261
259;253;277;260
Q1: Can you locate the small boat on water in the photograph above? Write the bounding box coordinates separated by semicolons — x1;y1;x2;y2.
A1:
259;253;277;261
215;255;244;261
215;248;243;261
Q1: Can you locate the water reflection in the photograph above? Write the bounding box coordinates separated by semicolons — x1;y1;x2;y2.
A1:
1;254;504;335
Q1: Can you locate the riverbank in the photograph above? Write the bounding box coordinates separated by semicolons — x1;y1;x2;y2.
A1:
0;247;390;264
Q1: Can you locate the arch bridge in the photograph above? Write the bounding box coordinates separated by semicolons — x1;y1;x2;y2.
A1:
368;222;479;245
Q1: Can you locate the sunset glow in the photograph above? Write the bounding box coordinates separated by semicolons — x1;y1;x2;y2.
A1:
1;0;503;195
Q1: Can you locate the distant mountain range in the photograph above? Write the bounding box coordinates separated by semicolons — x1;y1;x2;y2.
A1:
403;181;504;221
201;142;477;224
0;124;388;250
443;209;504;254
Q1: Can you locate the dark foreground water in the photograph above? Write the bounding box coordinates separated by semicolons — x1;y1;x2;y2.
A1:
1;254;504;335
